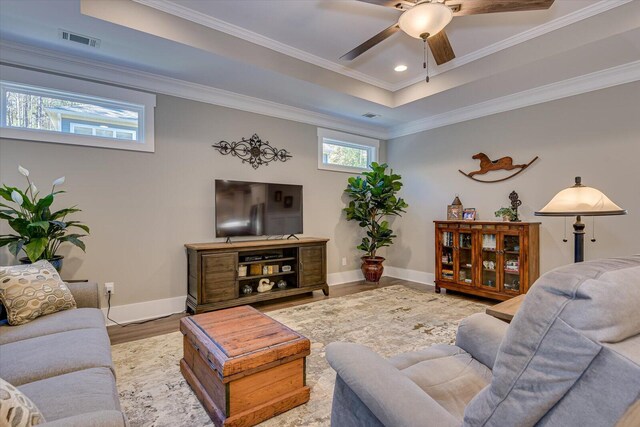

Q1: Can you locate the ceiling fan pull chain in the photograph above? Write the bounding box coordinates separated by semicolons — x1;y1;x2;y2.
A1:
423;38;429;83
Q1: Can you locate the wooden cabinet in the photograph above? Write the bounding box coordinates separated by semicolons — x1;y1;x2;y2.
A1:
186;238;329;313
201;253;238;303
299;245;326;287
434;221;539;301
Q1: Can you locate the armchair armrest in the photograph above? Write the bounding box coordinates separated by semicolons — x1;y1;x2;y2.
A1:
326;342;459;427
455;313;508;369
65;281;100;309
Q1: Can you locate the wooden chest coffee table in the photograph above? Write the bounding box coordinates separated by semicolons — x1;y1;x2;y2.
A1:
180;306;310;427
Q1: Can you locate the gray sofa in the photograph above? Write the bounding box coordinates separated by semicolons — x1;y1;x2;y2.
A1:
327;255;640;426
0;281;128;426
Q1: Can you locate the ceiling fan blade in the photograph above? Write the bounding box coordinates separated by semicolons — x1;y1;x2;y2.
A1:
449;0;555;16
355;0;417;10
427;30;456;65
340;23;401;61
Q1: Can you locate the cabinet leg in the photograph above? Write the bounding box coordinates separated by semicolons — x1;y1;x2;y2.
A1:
435;284;441;294
322;285;330;296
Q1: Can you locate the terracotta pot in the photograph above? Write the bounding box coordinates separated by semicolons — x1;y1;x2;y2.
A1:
361;256;385;283
19;255;64;272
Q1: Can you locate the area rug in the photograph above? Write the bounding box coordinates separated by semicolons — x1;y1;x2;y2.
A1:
111;285;489;426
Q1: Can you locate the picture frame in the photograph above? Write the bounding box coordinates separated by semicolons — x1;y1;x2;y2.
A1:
463;208;477;221
447;205;464;220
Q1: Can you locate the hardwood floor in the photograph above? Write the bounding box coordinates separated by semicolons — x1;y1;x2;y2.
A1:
107;277;493;345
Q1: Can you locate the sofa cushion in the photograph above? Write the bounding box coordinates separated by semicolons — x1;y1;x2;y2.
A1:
464;255;640;427
0;328;113;386
388;343;465;370
0;308;105;345
0;261;76;326
0;377;45;426
18;368;121;423
392;344;492;420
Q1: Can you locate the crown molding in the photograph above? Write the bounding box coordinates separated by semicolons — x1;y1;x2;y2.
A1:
391;0;634;90
132;0;396;91
135;0;632;93
2;41;637;144
388;60;640;139
0;41;389;140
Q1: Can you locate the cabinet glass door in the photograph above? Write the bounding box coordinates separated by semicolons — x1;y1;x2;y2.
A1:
457;231;474;286
480;232;498;290
440;230;455;281
502;233;522;293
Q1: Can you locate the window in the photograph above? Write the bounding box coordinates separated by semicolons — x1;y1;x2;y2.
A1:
0;65;155;152
317;128;379;173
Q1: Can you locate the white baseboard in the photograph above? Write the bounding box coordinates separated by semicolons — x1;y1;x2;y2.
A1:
327;269;364;286
102;267;435;325
383;266;435;288
102;295;186;326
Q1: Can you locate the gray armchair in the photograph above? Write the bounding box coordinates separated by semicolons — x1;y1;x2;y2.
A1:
327;255;640;426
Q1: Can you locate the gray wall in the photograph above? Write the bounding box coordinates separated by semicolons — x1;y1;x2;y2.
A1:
386;82;640;276
0;94;382;307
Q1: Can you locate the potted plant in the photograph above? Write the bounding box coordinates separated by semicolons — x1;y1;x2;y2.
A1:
494;207;517;222
0;165;89;271
344;162;408;283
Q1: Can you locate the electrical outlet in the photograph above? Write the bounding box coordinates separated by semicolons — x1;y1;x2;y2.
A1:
341;257;347;266
105;282;115;295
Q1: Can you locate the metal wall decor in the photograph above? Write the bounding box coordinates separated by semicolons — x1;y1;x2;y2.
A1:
509;191;522;222
459;152;538;183
212;134;292;169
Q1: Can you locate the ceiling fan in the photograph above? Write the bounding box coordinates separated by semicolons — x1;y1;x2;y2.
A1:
341;0;555;66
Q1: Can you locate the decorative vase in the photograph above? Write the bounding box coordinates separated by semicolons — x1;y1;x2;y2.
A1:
502;215;510;222
19;255;64;272
361;256;385;283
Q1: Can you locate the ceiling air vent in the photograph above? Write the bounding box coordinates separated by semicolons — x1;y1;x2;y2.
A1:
58;29;101;48
362;112;380;119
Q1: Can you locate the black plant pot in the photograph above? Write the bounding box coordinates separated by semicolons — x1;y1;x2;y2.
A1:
19;255;64;272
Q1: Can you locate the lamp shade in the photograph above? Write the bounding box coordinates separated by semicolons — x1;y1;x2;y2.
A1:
535;177;627;217
398;2;453;39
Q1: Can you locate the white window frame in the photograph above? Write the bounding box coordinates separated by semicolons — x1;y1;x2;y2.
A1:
317;128;379;173
69;123;137;140
0;65;156;152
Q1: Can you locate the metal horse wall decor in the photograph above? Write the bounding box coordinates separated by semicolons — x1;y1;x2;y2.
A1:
459;152;538;183
212;134;292;169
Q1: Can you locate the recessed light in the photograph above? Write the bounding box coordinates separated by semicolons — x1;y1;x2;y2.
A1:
394;65;408;72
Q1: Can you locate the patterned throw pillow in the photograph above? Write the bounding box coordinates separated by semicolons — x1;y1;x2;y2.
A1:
0;261;76;326
0;378;45;426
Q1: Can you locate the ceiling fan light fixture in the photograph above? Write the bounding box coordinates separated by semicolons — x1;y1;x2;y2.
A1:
398;1;453;39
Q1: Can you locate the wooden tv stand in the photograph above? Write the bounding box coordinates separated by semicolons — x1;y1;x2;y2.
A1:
185;237;329;313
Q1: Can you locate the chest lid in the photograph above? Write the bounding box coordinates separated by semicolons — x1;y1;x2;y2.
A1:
181;306;310;381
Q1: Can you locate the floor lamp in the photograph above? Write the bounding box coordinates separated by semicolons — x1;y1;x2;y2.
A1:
535;177;627;263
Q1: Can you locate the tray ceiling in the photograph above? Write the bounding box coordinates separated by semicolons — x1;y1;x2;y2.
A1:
0;0;638;137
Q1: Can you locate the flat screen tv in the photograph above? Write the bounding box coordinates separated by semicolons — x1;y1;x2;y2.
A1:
215;180;303;238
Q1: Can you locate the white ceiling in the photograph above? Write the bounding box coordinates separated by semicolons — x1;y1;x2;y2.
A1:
0;0;639;138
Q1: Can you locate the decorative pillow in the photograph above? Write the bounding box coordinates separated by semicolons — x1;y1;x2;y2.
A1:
0;261;76;326
0;378;45;426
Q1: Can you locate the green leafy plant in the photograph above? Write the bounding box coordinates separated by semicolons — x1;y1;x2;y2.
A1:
0;165;89;262
495;207;517;221
343;162;408;257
